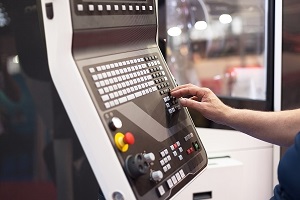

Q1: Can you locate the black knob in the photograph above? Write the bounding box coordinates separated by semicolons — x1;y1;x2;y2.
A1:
125;153;150;179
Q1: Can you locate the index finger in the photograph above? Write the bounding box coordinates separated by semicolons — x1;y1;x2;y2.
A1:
171;84;206;99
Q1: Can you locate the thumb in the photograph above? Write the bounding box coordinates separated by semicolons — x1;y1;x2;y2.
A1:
179;98;203;111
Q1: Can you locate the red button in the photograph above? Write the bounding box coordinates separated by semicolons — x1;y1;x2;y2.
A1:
186;149;191;154
123;132;135;145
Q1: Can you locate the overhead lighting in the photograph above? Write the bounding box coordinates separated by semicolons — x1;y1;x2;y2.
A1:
219;14;232;24
167;27;182;37
194;21;207;30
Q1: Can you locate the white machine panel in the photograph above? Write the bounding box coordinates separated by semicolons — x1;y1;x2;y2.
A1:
40;0;208;199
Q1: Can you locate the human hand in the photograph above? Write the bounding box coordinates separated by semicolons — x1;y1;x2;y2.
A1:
171;84;232;125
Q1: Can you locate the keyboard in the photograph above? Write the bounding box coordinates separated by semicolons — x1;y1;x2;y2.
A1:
85;54;172;110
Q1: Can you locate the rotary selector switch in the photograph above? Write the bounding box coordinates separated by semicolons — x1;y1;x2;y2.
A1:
109;117;122;131
150;170;163;182
144;153;155;163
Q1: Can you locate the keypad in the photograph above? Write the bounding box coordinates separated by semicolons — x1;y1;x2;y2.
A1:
86;54;171;110
75;2;154;15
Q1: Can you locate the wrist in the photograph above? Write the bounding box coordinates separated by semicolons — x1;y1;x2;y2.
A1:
222;106;238;127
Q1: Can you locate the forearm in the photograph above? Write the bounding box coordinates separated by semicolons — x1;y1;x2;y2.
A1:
224;108;300;147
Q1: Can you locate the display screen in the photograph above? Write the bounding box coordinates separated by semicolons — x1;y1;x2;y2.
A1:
166;0;267;101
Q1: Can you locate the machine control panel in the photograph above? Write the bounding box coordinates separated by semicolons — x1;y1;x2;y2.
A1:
78;49;207;199
41;0;208;199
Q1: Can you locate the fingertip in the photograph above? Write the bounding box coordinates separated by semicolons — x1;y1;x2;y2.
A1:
179;98;187;106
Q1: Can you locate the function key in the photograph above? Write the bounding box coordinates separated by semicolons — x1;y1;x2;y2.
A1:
98;5;103;11
149;6;153;11
96;66;101;71
179;169;185;178
106;5;112;11
136;5;140;11
129;5;133;11
122;5;126;10
114;5;119;11
77;4;84;11
88;4;95;11
157;185;165;197
142;6;146;11
89;68;95;73
167;179;174;189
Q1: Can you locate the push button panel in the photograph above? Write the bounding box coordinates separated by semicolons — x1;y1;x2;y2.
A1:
102;109;206;199
74;1;155;16
81;50;207;199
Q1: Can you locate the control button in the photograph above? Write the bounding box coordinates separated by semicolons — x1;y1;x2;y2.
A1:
77;4;84;11
193;141;201;151
163;157;168;163
98;5;103;11
186;147;194;155
172;151;178;157
88;4;94;11
163;166;168;172
171;175;178;184
179;147;183;153
157;185;165;197
173;142;178;149
129;5;133;11
160;159;165;166
144;153;155;163
164;149;169;155
175;172;182;181
106;5;112;11
98;88;104;95
136;5;140;10
170;144;175;151
160;151;165;157
167;179;174;189
104;102;110;109
167;155;171;161
89;68;95;73
109;117;122;131
166;164;171;170
179;169;185;178
122;5;126;10
114;5;119;10
124;132;135;145
178;155;183;161
114;132;135;152
149;6;153;11
151;170;163;182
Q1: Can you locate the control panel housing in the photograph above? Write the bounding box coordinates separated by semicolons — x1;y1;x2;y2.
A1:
40;0;208;199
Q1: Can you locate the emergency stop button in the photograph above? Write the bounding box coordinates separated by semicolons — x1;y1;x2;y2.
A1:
115;132;135;152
